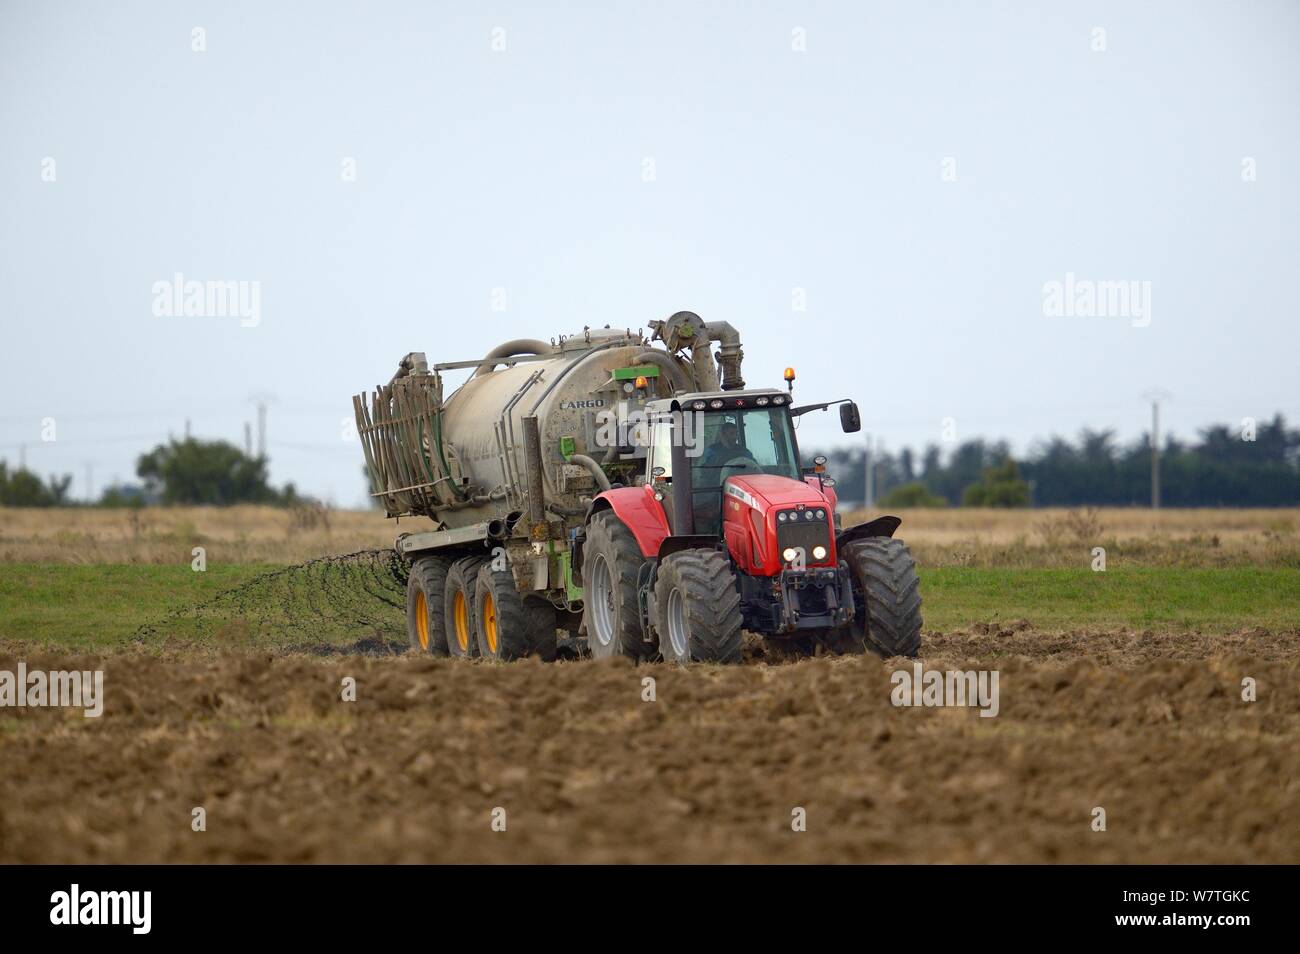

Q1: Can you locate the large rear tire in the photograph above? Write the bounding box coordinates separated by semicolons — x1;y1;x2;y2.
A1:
406;555;453;656
474;563;533;661
824;537;922;658
582;511;652;660
652;549;743;665
444;556;486;658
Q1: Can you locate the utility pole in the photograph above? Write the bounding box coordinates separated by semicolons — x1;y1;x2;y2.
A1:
248;393;275;460
184;418;191;440
244;421;253;457
1143;389;1171;510
864;433;874;509
85;461;93;503
18;443;26;470
1150;399;1160;509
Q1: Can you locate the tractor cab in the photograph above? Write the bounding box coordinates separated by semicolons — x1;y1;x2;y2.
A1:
644;389;802;534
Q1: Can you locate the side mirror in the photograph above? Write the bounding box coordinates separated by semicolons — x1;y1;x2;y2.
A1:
839;401;861;433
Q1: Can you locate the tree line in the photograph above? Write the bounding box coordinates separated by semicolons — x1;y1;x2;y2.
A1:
0;438;300;507
808;413;1300;508
3;414;1298;508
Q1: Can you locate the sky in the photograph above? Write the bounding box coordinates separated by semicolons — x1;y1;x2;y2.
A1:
2;0;1298;506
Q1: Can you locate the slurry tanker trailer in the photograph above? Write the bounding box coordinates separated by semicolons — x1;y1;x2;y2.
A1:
353;311;921;664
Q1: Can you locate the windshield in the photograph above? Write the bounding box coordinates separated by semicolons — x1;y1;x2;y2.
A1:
691;407;800;490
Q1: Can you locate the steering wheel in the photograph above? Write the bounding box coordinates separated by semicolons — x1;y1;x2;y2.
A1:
720;455;762;476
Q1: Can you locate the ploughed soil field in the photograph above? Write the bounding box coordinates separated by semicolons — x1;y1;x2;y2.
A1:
2;505;1297;863
2;627;1297;864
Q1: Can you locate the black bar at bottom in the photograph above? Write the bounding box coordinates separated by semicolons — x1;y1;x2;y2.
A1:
0;864;1283;941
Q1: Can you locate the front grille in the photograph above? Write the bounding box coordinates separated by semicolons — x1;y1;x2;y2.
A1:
776;511;832;563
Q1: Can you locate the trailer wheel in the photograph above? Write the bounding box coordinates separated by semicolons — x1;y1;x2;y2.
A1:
406;555;453;655
653;549;743;665
824;538;922;658
444;556;485;658
524;596;559;662
582;511;652;660
473;564;533;661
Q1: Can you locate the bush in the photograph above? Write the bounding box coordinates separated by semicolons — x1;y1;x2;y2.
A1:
879;482;948;508
0;462;73;507
962;459;1031;507
136;438;299;506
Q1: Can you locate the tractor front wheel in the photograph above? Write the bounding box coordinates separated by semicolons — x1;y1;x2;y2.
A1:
652;549;744;665
823;537;922;658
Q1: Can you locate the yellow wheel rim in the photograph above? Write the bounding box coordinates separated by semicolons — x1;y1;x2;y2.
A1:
453;591;469;652
415;589;429;650
483;591;498;655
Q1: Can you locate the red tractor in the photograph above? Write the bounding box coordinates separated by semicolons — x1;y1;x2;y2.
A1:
574;383;922;663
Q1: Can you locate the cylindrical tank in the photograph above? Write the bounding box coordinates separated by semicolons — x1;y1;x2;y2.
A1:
435;329;664;529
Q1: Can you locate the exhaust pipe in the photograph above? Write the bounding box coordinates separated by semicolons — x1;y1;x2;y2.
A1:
669;409;694;535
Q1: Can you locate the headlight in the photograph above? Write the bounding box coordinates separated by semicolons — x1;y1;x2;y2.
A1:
756;396;770;406
815;509;825;519
709;399;724;409
777;511;788;522
804;510;815;520
812;545;827;560
782;547;798;563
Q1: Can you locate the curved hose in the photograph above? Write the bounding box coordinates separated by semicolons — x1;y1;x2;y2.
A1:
568;454;612;492
472;339;555;378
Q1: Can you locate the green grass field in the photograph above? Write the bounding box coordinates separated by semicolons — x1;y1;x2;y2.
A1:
1;563;1296;650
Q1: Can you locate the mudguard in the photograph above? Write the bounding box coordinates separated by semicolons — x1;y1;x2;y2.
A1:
587;486;671;558
657;534;718;561
836;514;902;549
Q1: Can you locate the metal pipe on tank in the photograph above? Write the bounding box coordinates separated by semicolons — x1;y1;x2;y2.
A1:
522;415;548;539
704;322;745;391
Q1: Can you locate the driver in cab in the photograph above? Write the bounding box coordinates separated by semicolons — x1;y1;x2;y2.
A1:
698;420;756;476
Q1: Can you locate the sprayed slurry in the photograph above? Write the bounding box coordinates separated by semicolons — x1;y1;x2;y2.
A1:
133;549;411;654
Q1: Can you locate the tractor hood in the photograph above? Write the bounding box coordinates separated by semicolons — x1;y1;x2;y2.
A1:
724;473;828;513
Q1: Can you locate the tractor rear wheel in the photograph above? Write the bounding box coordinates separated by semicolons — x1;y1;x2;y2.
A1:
653;549;744;664
406;555;453;655
582;511;652;660
824;537;922;658
444;556;486;658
